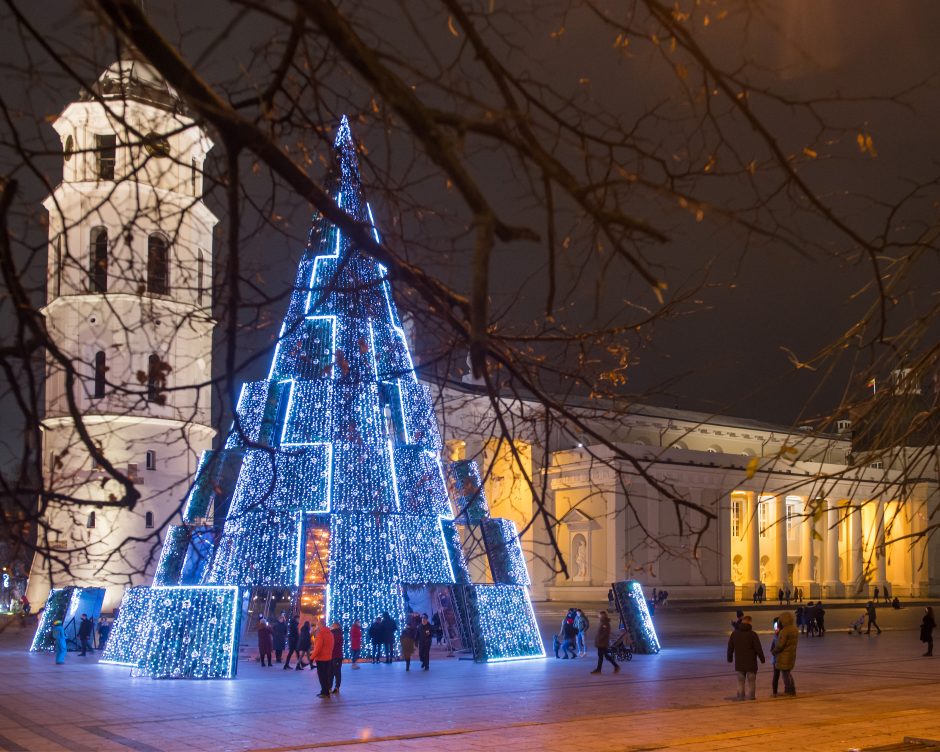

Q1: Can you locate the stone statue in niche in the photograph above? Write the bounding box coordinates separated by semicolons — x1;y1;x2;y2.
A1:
572;534;588;581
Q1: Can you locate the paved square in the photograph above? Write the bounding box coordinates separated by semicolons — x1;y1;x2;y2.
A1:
1;601;938;751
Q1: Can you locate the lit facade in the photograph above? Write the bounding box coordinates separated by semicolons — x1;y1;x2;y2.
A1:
27;56;217;613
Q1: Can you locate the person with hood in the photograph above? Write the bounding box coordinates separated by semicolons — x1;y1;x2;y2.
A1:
727;614;765;700
768;618;781;695
296;620;312;670
731;610;745;630
330;621;344;692
560;616;578;659
272;614;288;664
400;620;417;671
921;606;935;657
311;619;335;697
381;611;398;664
417;614;434;670
590;611;619;674
771;611;798;695
78;613;94;655
52;619;67;665
350;618;363;669
283;614;300;669
257;617;274;666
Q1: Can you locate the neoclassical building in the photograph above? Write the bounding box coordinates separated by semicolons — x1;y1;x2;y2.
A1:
436;379;940;601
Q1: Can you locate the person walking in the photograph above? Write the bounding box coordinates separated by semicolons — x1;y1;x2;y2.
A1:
78;613;94;656
777;588;784;606
816;601;826;635
272;614;288;664
575;609;590;657
883;585;891;604
257;618;273;666
873;586;880;602
400;621;417;671
771;611;798;695
920;606;935;657
350;619;362;669
381;611;398;664
296;620;312;670
312;620;335;697
769;618;781;696
417;614;434;670
283;614;300;669
431;612;443;644
590;611;619;674
52;619;67;665
727;615;765;700
866;601;882;635
368;617;383;663
330;622;344;692
97;617;111;650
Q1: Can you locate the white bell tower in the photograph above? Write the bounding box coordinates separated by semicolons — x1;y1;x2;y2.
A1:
27;54;217;612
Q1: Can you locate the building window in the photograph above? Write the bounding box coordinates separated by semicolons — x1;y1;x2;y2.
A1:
53;236;62;297
86;511;96;528
147;234;169;295
197;250;205;306
730;498;742;538
146;450;156;470
90;226;108;292
786;499;801;537
96;134;116;180
191;157;197;195
147;353;167;403
145;511;154;529
758;497;772;538
128;462;138;479
93;350;106;398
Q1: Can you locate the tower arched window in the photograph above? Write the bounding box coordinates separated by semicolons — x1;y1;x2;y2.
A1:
145;511;154;529
93;350;106;398
90;226;108;292
197;249;205;306
147;353;164;402
53;236;62;298
147;234;169;295
86;511;96;529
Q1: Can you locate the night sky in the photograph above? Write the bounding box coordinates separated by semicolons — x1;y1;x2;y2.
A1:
2;0;939;448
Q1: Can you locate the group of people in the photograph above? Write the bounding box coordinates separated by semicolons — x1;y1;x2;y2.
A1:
553;608;591;658
728;610;798;700
47;613;113;664
794;601;826;636
256;609;444;688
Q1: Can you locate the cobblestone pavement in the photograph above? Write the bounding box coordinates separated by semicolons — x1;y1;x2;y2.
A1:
1;601;938;752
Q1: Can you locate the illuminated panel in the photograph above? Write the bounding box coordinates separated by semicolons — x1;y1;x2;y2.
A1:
223;381;288;449
393;448;452;517
207;510;303;587
439;519;472;585
612;580;661;654
153;526;190;586
393;515;456;584
273;315;336;381
183;450;244;524
132;586;241;679
447;460;490;524
482;518;530;586
398;382;442;451
329;442;396;513
227;446;331;514
100;587;156;666
29;588;72;651
457;584;545;662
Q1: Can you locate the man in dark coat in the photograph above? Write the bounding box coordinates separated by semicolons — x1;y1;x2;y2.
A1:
727;615;765;700
272;614;288;663
381;612;398;663
282;614;300;669
78;614;94;656
416;615;434;671
866;601;881;634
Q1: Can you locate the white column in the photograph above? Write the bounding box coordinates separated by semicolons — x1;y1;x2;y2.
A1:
874;499;887;592
850;504;865;597
773;495;789;594
823;500;842;597
744;492;760;597
605;487;626;585
800;497;816;595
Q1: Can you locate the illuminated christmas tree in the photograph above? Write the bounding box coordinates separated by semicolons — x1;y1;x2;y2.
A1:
101;117;543;676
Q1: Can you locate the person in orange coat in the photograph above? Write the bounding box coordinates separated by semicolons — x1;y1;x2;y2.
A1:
311;619;335;698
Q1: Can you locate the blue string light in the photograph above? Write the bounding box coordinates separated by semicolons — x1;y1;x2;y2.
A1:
612;580;661;654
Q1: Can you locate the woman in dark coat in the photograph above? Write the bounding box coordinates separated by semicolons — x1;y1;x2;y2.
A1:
272;615;288;664
590;611;619;674
921;606;935;657
257;618;273;666
283;615;300;669
296;621;312;670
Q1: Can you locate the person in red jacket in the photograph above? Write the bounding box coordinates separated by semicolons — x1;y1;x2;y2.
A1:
330;622;344;693
257;618;274;666
350;619;363;669
311;619;335;698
